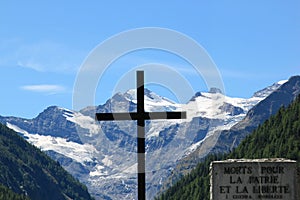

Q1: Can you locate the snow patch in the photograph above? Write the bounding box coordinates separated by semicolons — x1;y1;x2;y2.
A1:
6;123;97;164
278;80;288;85
122;163;137;174
102;156;113;166
63;110;101;136
89;165;107;177
185;121;237;155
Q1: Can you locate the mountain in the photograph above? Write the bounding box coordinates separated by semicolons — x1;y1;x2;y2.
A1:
156;93;300;200
0;106;82;144
0;184;29;200
0;78;292;199
180;76;299;163
161;76;300;191
213;75;300;152
0;123;94;200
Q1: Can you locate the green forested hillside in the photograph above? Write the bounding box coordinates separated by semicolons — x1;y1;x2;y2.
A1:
0;184;29;200
0;123;94;200
231;105;300;161
156;95;300;200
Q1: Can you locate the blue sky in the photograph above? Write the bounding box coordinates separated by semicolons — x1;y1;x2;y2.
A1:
0;1;299;118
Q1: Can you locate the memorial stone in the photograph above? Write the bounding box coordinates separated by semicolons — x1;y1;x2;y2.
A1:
210;159;298;200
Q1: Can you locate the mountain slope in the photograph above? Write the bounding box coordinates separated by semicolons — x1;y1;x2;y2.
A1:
158;76;300;196
0;184;29;200
0;79;286;199
0;123;94;200
0;106;82;144
214;75;300;152
181;76;300;165
156;94;300;200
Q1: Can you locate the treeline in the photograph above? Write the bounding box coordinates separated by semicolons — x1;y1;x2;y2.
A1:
0;184;29;200
156;95;300;200
231;102;300;161
0;123;94;200
156;153;225;200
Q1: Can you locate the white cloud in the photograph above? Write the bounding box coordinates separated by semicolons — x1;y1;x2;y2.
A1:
17;60;45;72
20;84;66;94
0;39;86;73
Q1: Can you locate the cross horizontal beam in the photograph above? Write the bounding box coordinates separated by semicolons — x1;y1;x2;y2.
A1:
95;71;186;200
95;111;186;121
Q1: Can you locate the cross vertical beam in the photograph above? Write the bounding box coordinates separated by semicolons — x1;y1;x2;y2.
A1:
137;71;146;200
95;71;186;200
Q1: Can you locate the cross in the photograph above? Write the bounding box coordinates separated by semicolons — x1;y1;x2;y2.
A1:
95;71;186;200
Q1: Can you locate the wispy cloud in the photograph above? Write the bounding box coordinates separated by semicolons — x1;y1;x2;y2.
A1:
0;39;85;73
17;61;45;72
219;68;274;80
20;84;66;94
16;41;85;73
220;69;251;79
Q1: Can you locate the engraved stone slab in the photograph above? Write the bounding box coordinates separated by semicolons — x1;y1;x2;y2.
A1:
210;159;298;200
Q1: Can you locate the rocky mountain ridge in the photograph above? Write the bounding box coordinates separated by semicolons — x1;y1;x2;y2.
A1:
0;122;94;200
0;77;296;199
175;76;300;175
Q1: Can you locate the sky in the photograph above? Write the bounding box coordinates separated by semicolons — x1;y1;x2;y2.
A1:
0;1;299;118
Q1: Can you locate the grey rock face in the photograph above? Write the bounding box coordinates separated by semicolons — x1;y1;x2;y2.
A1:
0;77;294;199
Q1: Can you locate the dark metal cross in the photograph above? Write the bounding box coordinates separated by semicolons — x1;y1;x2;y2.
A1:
95;71;186;200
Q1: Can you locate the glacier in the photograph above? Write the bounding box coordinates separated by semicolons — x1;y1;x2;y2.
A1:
2;80;286;199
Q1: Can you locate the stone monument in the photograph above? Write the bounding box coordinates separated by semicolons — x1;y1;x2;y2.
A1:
210;158;298;200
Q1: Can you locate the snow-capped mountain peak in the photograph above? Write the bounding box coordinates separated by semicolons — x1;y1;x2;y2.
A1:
124;88;176;105
0;78;294;200
107;89;180;113
252;79;287;99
